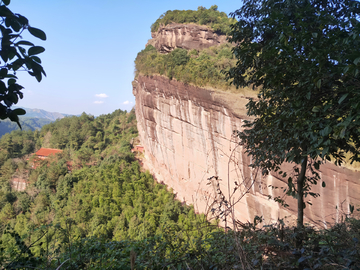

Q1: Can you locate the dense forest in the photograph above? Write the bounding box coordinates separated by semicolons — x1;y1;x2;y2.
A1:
0;110;228;269
151;5;236;35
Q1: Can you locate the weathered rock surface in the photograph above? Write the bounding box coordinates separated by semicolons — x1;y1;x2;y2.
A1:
133;74;360;227
147;23;227;53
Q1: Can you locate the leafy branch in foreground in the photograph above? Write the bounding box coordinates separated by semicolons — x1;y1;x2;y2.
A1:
0;0;46;127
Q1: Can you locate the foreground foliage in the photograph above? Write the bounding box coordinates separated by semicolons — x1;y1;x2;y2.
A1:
2;215;360;269
227;0;360;228
0;0;46;125
0;109;220;268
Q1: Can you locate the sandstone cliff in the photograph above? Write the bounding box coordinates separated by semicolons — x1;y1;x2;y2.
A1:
147;23;227;53
133;74;360;227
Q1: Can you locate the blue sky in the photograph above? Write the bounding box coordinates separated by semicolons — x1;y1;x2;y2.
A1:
9;0;242;116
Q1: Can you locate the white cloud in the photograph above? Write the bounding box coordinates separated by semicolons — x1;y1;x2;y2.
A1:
94;100;104;104
95;93;108;98
123;100;133;105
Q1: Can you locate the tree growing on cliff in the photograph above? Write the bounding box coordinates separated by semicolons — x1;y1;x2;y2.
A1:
227;0;360;230
0;0;46;127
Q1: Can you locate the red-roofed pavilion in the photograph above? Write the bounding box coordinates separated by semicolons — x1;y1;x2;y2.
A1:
35;148;63;159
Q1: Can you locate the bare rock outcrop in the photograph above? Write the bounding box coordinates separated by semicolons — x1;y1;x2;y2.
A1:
147;23;227;53
133;74;360;227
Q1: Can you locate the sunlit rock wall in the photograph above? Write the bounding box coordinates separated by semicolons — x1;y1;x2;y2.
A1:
147;23;227;53
133;74;360;227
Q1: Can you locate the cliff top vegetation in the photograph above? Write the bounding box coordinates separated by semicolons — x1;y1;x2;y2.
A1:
135;43;244;91
150;5;236;35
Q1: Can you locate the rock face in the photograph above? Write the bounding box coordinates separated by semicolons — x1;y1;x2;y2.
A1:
147;23;227;53
133;74;360;227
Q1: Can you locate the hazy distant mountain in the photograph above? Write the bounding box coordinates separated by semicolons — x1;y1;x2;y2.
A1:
0;108;73;137
0;117;52;137
18;107;71;121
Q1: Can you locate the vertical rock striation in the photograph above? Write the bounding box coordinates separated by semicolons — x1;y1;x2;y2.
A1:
147;23;227;53
133;74;360;227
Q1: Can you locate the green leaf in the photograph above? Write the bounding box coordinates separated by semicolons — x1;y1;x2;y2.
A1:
0;5;13;17
8;78;16;85
28;46;45;56
320;126;332;136
35;73;42;82
0;80;6;94
13;108;26;115
6;17;21;32
0;68;8;78
5;74;17;79
312;32;318;38
11;58;24;70
316;79;321;88
31;56;41;64
354;57;360;65
322;181;326;187
340;127;346;138
8;111;21;128
28;27;46;40
312;106;320;113
16;40;34;46
338;93;348;104
16;14;28;25
322;147;329;157
3;0;10;5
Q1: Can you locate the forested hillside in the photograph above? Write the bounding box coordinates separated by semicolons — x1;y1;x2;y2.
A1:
0;109;224;269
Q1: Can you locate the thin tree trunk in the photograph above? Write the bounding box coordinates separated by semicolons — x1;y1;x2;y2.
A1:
297;155;308;230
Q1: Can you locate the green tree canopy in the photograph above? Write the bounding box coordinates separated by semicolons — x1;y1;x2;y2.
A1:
227;0;360;229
